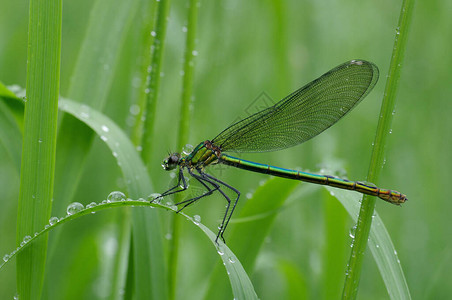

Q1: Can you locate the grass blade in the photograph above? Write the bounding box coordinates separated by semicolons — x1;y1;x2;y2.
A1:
141;0;171;165
168;1;200;298
16;0;62;299
327;187;411;299
342;0;415;298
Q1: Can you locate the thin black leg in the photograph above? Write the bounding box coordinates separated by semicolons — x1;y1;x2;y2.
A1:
154;168;188;201
202;172;240;243
174;168;220;209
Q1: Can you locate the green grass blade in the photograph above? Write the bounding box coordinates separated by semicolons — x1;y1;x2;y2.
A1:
141;0;171;166
16;0;62;299
327;187;411;299
168;1;200;298
58;98;168;299
342;0;414;298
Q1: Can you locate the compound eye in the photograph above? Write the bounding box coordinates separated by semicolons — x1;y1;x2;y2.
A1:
162;153;180;170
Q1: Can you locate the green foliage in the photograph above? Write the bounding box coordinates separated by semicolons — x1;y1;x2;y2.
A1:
1;0;451;299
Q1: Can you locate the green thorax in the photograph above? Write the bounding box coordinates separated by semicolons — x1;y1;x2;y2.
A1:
182;140;221;169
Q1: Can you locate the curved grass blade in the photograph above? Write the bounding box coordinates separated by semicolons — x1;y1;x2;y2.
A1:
326;186;410;299
342;0;414;297
58;98;167;299
2;198;256;300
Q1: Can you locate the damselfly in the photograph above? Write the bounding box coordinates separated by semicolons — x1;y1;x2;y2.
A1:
158;60;407;243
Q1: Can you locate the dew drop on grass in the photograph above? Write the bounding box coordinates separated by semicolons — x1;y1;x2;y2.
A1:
86;202;97;209
67;202;84;215
49;217;59;225
349;225;356;239
148;193;162;203
23;235;32;243
3;254;10;262
228;257;235;264
193;215;201;225
107;191;126;202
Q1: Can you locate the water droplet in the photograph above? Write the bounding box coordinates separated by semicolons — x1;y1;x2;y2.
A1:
136;145;143;152
165;233;172;240
14;293;19;300
148;193;162;202
112;151;118;157
217;247;225;256
182;144;194;155
100;135;108;142
86;202;97;209
350;60;363;65
182;26;187;32
67;202;84;215
349;225;356;238
389;129;393;134
129;104;140;115
228;257;235;263
23;235;32;244
101;125;109;132
193;215;201;225
151;31;156;37
246;193;252;199
170;205;178;211
3;254;10;262
49;217;59;225
192;50;198;56
107;191;126;202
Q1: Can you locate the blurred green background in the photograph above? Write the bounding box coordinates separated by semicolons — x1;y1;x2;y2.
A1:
0;0;451;299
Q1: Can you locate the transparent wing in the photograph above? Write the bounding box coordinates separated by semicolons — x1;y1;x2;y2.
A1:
212;60;379;152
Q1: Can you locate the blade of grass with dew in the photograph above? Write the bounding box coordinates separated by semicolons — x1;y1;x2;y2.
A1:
168;1;199;299
141;0;171;165
204;177;298;300
130;0;158;146
16;0;62;298
58;98;168;299
342;0;414;298
326;187;410;299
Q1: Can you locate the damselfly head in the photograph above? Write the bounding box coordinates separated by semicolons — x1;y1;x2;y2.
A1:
162;153;180;170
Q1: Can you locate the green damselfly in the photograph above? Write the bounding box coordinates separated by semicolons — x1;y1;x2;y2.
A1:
159;60;407;242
